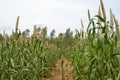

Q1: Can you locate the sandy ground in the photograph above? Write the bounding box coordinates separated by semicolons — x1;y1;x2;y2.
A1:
45;57;73;80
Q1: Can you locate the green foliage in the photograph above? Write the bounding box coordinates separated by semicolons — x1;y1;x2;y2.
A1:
70;15;120;80
0;37;59;80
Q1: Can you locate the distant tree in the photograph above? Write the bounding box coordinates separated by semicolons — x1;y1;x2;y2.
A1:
65;28;73;40
64;28;73;49
22;29;30;38
42;27;47;39
25;29;30;37
50;29;55;39
36;27;41;33
0;33;3;42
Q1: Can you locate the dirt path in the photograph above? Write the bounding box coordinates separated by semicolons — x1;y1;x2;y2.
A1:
45;57;73;80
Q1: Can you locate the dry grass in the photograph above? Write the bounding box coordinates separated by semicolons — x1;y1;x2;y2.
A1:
110;8;114;25
33;25;37;36
100;0;106;20
88;9;91;21
113;14;119;34
15;16;19;32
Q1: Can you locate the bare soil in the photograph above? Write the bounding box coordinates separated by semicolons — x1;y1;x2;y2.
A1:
45;57;73;80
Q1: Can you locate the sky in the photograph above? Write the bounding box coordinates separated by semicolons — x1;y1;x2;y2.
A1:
0;0;120;36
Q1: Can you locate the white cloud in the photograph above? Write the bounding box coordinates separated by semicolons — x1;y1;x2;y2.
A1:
0;0;120;35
